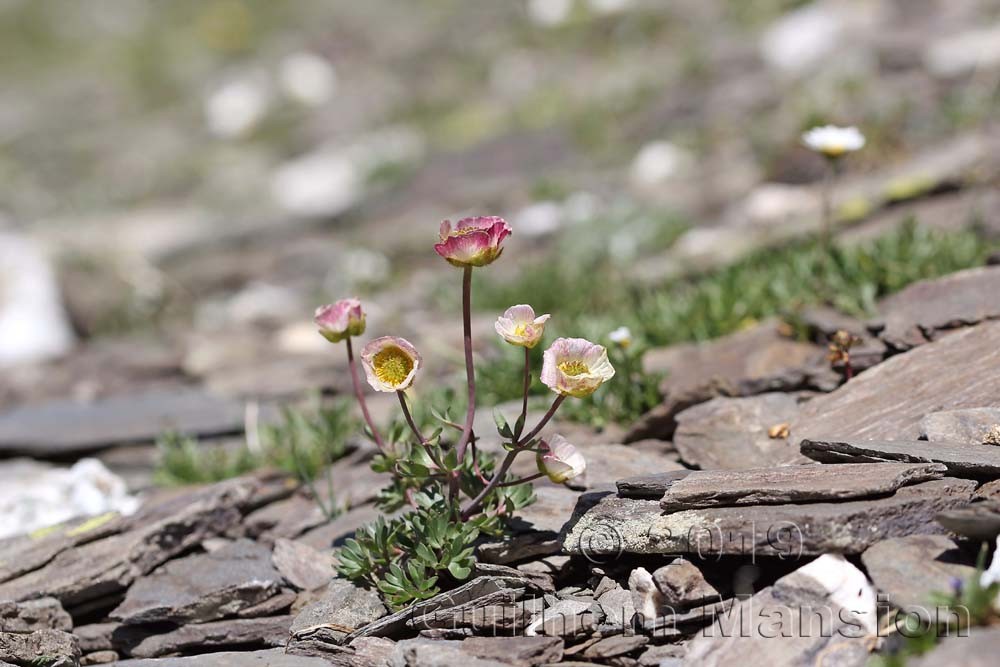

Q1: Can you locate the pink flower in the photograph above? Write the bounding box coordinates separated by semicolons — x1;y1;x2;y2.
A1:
495;305;551;349
540;337;615;398
315;298;366;343
434;216;512;268
536;435;586;483
361;336;422;392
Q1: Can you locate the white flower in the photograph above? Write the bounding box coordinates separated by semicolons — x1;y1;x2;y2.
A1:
536;435;586;483
495;305;551;349
609;326;632;348
802;125;865;158
540;337;615;398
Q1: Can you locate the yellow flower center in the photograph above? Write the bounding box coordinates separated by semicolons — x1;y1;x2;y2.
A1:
373;346;414;386
513;323;529;337
558;360;589;376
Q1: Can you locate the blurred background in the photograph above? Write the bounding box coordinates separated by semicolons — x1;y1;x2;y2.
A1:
1;0;999;530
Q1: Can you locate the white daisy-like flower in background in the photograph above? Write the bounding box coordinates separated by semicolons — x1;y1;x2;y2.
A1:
802;125;865;158
608;326;632;348
495;304;551;349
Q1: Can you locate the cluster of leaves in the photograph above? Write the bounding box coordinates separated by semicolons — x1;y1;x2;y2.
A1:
154;399;355;487
873;545;999;666
338;484;530;608
337;397;535;608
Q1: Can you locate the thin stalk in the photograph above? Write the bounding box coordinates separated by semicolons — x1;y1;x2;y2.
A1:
518;394;566;445
820;157;839;253
460;393;567;520
345;337;387;453
514;346;531;440
496;472;544;488
451;266;477;504
397;390;442;469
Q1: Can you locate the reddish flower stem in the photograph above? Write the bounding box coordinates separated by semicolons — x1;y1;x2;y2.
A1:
345;336;386;453
460;393;566;520
451;266;477;505
397;390;443;469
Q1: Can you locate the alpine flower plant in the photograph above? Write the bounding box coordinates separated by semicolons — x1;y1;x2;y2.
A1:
314;216;613;607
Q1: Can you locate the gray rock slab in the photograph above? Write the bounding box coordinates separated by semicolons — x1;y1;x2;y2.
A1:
391;638;508;667
0;597;72;632
116;615;293;659
110;539;284;624
289;577;387;645
879;266;1000;350
0;629;79;667
673;393;808;470
801;438;1000;479
0;480;253;607
861;535;975;610
477;485;581;564
920;408;1000;445
563;478;975;557
272;538;333;592
652;558;719;609
0;388;247;457
116;649;331;666
792;321;1000;442
627;320;835;441
461;636;563;666
910;626;1000;667
935;501;1000;541
573;442;685;490
659;462;947;510
617;470;691;499
338;577;522;641
285;636;395;667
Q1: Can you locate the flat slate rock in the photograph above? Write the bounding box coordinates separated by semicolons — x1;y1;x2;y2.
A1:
340;576;525;643
920;408;1000;445
879;266;1000;350
626;320;836;441
0;388;246;457
861;535;975;611
792;321;1000;442
617;471;691;498
935;501;1000;541
111;539;285;624
289;578;387;645
116;649;331;666
0;628;79;667
801;438;1000;479
658;462;947;510
0;479;253;607
911;626;1000;667
563;478;975;557
672;393;809;470
116;615;293;659
0;597;72;632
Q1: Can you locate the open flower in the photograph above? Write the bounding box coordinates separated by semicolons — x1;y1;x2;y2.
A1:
434;216;512;268
608;326;632;348
495;305;550;349
536;435;586;483
801;125;865;158
315;298;366;343
361;336;422;392
540;337;615;398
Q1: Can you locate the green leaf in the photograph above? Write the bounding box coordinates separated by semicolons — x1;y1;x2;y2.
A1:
447;560;472;580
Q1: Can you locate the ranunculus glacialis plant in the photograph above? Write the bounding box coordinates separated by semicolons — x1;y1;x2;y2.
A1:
314;214;612;607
